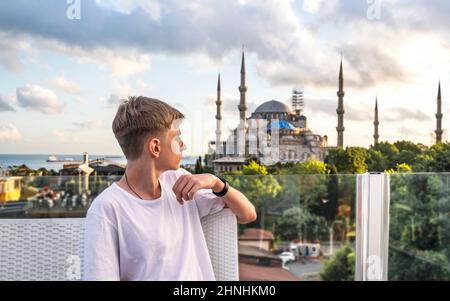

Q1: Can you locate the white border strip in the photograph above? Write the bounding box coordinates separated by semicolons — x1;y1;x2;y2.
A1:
355;173;390;281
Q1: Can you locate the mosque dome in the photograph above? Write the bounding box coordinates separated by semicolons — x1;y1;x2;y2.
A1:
254;100;292;114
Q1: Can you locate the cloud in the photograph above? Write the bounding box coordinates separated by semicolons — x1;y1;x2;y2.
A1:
0;95;15;112
305;97;431;123
306;98;372;121
52;129;79;143
0;123;21;141
74;49;152;77
71;120;103;130
0;1;356;85
397;126;430;138
50;76;81;94
1;0;450;90
16;84;63;114
381;107;431;122
106;81;134;106
74;96;87;104
303;0;322;14
0;32;31;72
136;79;153;93
107;94;123;106
204;93;258;116
96;0;162;21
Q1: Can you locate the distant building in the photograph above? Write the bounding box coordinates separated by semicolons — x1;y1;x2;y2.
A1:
238;228;275;252
238;229;300;281
89;159;125;176
0;176;23;202
238;244;282;267
212;156;247;174
59;158;125;176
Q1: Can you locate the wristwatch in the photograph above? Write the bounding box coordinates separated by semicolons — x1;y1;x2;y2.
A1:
212;176;229;197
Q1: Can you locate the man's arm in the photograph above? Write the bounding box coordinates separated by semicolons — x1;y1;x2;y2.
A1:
172;173;257;224
213;181;257;224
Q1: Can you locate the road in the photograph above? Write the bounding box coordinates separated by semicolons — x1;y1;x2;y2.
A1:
284;259;324;281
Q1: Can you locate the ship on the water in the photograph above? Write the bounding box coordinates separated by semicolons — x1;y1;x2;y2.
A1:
46;155;79;163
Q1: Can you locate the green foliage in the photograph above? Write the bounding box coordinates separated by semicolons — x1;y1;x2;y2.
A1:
276;206;328;242
222;141;449;175
394;140;423;154
385;163;413;173
388;173;450;280
325;147;368;174
366;149;385;172
427;143;450;172
278;158;329;175
320;244;355;281
213;141;450;281
227;161;282;229
410;154;433;172
323;141;450;173
241;160;268;175
192;155;213;174
194;156;202;174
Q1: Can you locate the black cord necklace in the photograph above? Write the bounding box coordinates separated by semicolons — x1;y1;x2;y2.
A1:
124;172;143;200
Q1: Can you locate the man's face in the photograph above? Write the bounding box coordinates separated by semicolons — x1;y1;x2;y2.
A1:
158;127;186;171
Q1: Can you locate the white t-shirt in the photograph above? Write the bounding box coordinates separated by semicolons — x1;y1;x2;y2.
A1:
84;168;226;281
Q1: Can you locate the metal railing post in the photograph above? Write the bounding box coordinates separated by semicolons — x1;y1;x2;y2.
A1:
355;172;390;281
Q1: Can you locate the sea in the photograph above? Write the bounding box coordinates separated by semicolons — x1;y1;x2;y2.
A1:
0;154;198;171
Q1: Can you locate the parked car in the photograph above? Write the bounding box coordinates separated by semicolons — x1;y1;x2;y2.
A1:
278;251;296;263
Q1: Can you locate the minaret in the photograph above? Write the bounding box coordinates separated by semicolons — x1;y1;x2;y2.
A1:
238;48;248;155
373;97;379;145
435;82;443;144
215;73;222;157
336;57;345;148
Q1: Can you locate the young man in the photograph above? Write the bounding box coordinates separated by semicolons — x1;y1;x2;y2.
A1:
84;96;256;281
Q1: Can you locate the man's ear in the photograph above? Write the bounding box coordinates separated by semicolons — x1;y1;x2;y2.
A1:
147;138;161;158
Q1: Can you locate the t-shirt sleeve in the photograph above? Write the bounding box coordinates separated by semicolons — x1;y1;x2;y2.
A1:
84;211;120;281
194;189;226;219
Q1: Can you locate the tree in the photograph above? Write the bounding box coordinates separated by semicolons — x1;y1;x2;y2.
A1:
427;143;450;172
241;160;269;175
194;156;202;174
385;163;412;173
294;158;328;174
325;147;368;174
393;150;416;167
276;206;328;242
226;161;282;230
372;141;400;170
394;140;423;154
388;171;450;280
366;149;385;172
320;244;355;281
411;154;433;172
373;141;400;158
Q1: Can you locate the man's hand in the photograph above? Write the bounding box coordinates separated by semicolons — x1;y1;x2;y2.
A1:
172;174;224;204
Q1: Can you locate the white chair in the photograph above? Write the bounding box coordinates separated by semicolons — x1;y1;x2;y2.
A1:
0;208;238;281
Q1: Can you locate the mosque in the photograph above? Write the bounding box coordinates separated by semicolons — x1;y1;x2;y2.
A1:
209;51;445;174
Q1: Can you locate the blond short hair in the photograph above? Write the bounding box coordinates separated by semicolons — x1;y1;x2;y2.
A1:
112;96;184;160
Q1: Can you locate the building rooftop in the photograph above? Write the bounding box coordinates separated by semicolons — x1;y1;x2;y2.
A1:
239;262;299;281
239;228;274;240
213;156;247;164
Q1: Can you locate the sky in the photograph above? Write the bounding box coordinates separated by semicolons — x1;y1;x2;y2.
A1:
0;0;449;156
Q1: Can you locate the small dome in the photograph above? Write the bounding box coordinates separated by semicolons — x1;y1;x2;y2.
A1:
254;100;292;113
